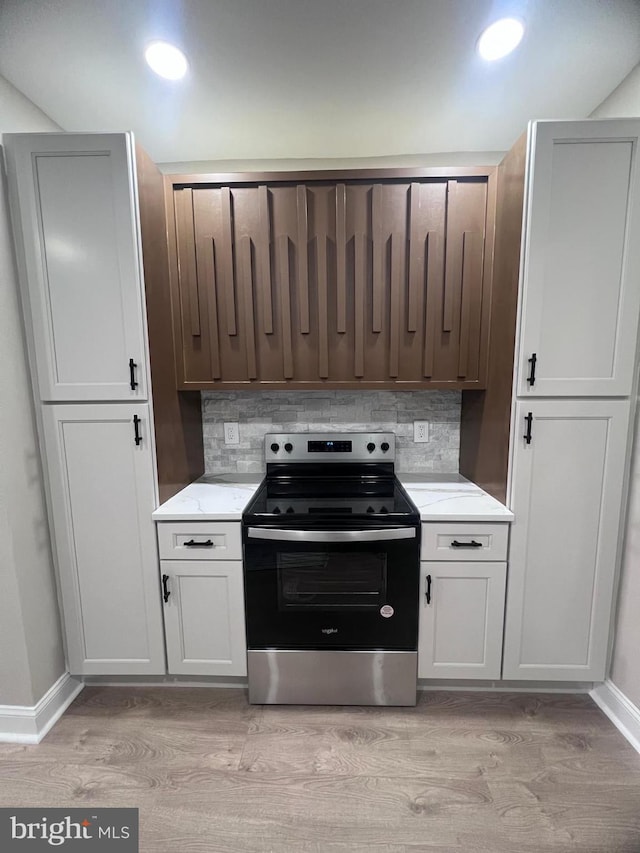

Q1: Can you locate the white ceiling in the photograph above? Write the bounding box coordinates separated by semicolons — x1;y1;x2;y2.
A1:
1;0;639;165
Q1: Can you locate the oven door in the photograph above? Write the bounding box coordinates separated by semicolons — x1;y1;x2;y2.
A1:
243;526;419;650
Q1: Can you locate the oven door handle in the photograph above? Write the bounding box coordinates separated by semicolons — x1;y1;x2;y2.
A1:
246;527;416;542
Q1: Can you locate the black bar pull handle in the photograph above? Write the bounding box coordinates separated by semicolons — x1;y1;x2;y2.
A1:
524;412;533;445
133;414;142;446
162;574;170;603
129;358;138;390
425;574;432;605
451;540;482;549
527;352;537;386
184;539;214;548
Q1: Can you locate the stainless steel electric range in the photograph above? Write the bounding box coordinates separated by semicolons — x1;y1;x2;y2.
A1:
242;432;421;706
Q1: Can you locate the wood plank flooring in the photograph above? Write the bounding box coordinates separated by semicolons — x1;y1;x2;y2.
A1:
0;688;639;852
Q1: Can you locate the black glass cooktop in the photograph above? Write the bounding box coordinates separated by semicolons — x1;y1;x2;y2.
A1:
243;473;419;525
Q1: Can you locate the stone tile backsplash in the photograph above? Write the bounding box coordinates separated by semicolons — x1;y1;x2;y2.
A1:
201;390;460;474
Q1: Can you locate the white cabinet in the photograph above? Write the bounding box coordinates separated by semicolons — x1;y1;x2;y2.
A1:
42;404;165;675
161;559;247;677
420;522;509;562
157;521;242;561
6;132;166;679
504;119;640;684
418;522;509;680
418;561;506;679
157;522;247;677
4;133;148;401
516;120;640;397
503;399;630;681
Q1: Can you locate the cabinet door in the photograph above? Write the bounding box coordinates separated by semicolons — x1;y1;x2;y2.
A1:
161;560;247;676
42;404;165;675
516;120;640;396
4;133;148;401
503;399;630;680
418;562;506;679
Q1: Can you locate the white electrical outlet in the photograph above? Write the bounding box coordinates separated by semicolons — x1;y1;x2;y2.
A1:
414;421;429;443
224;422;239;445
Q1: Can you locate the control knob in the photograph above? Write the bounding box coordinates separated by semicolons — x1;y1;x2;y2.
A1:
284;442;293;453
381;441;390;452
270;442;280;453
286;506;294;514
366;442;376;453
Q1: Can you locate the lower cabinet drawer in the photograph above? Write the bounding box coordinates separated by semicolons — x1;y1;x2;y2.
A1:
418;561;507;680
421;522;509;561
157;521;242;561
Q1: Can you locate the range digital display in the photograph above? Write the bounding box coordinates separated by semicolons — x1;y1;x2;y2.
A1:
307;440;352;453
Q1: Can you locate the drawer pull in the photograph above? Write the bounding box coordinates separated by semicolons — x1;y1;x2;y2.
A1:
425;574;432;604
184;539;214;548
162;574;170;603
450;539;482;549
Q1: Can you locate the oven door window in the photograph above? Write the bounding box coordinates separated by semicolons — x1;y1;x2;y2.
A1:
277;551;386;611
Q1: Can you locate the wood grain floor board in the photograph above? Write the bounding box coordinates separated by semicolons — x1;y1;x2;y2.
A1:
133;774;494;849
14;719;248;772
0;687;639;852
240;723;548;780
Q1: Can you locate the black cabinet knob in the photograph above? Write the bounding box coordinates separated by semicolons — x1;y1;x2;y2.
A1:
381;441;390;452
270;442;280;453
284;442;293;453
367;442;376;453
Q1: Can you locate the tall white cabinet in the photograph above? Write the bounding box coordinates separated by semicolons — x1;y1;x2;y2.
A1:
503;119;640;681
515;121;640;399
5;133;166;675
5;134;149;401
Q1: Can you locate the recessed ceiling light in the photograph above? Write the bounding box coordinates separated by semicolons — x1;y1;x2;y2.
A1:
477;18;524;61
144;41;188;80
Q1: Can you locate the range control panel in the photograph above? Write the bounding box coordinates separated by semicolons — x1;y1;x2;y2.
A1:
265;432;396;463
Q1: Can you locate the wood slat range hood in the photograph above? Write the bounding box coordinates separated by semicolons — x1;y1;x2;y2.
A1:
164;167;497;391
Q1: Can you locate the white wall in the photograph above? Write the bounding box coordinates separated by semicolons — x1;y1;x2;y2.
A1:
158;151;505;174
610;411;640;708
591;63;640;119
590;63;640;708
0;75;66;706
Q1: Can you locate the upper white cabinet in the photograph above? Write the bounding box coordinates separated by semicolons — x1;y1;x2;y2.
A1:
4;133;148;401
503;399;630;681
42;403;165;675
516;120;640;397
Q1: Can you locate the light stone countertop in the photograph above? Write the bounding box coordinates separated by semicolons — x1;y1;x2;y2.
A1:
153;473;513;523
398;474;514;522
152;475;263;521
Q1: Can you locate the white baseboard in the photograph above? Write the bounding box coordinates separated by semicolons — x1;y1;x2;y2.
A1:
419;679;593;692
0;673;83;744
591;679;640;755
83;675;248;688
